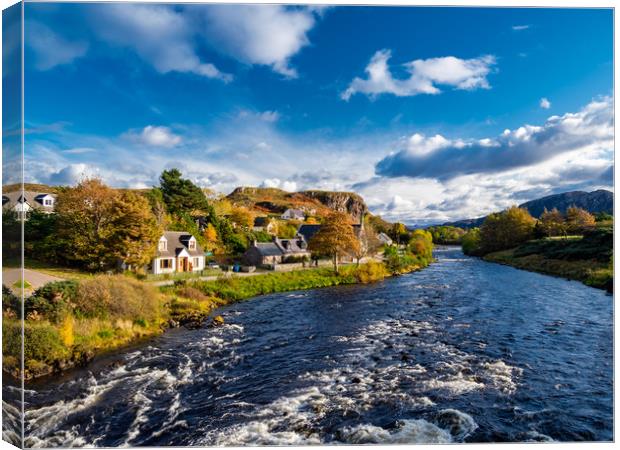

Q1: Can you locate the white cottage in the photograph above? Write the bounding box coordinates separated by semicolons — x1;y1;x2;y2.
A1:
151;231;205;275
2;191;56;220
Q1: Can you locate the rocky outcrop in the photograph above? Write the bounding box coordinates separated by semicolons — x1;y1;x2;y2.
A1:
300;190;368;223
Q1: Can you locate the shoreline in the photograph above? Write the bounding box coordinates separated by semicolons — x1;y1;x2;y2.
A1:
482;250;612;293
10;260;431;382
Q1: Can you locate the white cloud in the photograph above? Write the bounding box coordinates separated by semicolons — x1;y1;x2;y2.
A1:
238;109;280;122
376;97;613;180
26;20;88;70
342;50;496;100
512;25;530;31
540;97;551;109
200;5;320;77
260;178;298;192
125;126;182;148
91;4;231;81
49;163;98;185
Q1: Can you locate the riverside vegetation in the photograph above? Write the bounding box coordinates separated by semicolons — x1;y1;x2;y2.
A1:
3;177;434;379
461;205;613;291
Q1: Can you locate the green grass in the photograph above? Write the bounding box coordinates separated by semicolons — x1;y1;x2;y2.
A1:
12;279;32;289
143;268;224;282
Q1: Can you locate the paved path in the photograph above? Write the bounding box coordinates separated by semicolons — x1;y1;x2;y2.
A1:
2;268;64;294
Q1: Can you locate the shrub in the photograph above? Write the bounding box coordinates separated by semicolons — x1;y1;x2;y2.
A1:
26;280;78;323
354;261;389;283
74;275;162;322
3;321;68;363
462;228;483;256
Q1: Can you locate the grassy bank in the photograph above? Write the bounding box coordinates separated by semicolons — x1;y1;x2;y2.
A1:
3;258;429;380
483;231;613;292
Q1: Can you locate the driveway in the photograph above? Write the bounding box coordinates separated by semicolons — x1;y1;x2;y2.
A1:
2;268;64;295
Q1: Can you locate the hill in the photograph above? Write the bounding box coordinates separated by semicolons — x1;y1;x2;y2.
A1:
519;189;613;218
443;189;614;228
226;186;368;223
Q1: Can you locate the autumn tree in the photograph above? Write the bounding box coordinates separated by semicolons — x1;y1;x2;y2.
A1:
479;206;536;253
539;207;566;237
55;179;161;271
144;187;169;227
390;222;408;245
230;206;255;230
308;211;360;274
566;206;596;234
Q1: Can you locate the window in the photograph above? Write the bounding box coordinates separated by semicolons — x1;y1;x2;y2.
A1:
44;199;53;206
159;259;172;269
159;239;167;251
193;257;200;268
188;240;196;250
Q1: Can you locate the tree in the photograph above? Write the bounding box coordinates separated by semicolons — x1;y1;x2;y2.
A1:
159;169;210;215
461;228;482;256
352;223;381;266
55;179;161;271
203;223;218;246
308;211;360;274
566;206;595;234
390;222;408;245
107;191;162;271
408;229;433;261
144;188;169;227
539;207;566;237
230;206;255;230
479;206;535;253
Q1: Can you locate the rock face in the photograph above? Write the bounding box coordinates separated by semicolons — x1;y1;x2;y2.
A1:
227;186;368;223
519;189;613;218
301;190;368;223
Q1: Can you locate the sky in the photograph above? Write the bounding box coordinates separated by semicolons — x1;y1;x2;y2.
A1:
4;4;614;225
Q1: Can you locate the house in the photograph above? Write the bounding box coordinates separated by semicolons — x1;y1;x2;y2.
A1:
243;236;310;266
252;216;277;234
2;191;56;220
378;232;393;246
151;231;205;275
281;208;305;221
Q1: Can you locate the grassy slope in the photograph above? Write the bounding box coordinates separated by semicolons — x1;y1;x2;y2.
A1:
483;229;613;291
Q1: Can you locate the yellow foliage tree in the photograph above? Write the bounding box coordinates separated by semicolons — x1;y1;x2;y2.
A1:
308;211;360;274
566;206;595;234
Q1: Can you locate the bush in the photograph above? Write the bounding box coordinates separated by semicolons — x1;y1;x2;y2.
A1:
26;280;78;323
353;261;389;283
462;228;483;256
4;320;68;363
74;275;162;323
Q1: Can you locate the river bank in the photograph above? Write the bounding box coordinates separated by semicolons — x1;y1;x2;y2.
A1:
4;259;430;381
483;248;613;292
7;247;611;446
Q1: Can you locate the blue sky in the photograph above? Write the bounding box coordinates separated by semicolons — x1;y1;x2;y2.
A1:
6;4;614;224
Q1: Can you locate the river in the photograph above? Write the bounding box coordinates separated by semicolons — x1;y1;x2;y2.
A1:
3;247;613;446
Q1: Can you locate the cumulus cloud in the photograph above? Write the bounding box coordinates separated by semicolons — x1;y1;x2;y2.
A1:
260;178;298;192
200;5;320;77
125;126;182;148
376;97;613;181
342;50;496;100
540;97;551;109
49;163;98;185
26;20;88;70
91;4;231;81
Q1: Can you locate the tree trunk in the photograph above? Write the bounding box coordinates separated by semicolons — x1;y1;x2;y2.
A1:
333;253;339;274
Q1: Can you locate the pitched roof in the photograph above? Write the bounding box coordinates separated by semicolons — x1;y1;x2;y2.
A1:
2;191;56;212
253;242;283;257
157;231;204;258
253;216;272;227
297;224;322;243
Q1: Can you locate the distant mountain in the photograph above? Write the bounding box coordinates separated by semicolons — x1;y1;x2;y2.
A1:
519;189;613;218
443;189;613;229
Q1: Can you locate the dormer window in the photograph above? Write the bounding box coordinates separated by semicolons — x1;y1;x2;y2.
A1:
159;239;167;251
188;239;196;250
44;199;53;206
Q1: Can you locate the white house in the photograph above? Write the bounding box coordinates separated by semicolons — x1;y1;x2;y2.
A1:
2;191;56;220
281;208;305;221
151;231;205;275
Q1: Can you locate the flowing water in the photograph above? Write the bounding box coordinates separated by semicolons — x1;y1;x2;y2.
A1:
3;247;613;446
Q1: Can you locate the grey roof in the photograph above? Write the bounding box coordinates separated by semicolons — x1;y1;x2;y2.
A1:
157;231;204;258
253;242;283;257
297;224;322;243
253;216;272;227
283;208;305;217
2;191;56;213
